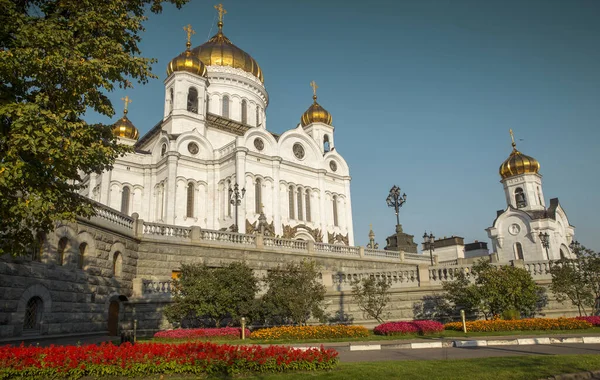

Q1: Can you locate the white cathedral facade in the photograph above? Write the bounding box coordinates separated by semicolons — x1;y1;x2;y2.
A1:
81;16;354;245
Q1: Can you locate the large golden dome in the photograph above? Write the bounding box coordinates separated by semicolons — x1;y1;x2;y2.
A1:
190;21;264;83
301;95;332;127
112;112;139;141
499;132;540;179
167;49;207;77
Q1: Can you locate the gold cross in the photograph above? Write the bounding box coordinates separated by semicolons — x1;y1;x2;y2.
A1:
509;129;516;147
310;80;318;97
183;24;195;47
121;95;132;114
369;223;373;231
214;3;227;22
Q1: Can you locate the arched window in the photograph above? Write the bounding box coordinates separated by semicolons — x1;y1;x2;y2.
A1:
305;190;311;222
161;143;167;157
222;95;230;118
121;186;130;215
241;99;248;124
255;178;262;214
30;232;45;262
78;243;87;269
537;186;543;206
324;135;330;153
559;249;566;260
113;252;123;277
297;188;304;221
227;180;232;217
288;185;295;219
256;107;260;127
333;195;339;227
58;237;69;266
186;183;195;218
187;87;198;113
23;296;43;331
514;242;524;260
169;88;174;114
515;187;527;208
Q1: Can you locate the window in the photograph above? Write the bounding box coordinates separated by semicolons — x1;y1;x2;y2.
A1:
297;188;303;221
58;237;68;266
515;187;527;208
113;252;123;277
288;185;295;219
255;178;262;214
514;242;524;260
560;249;566;260
227;180;232;217
256;107;260;127
222;95;230;118
305;190;311;222
23;297;43;330
333;195;338;227
324;135;330;153
30;232;44;262
537;186;543;206
169;88;174;114
78;243;87;269
187;87;198;113
161;143;167;157
186;183;195;218
121;186;130;215
241;100;248;124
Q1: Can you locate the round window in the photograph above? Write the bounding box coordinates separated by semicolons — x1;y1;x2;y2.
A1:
329;161;337;172
293;143;305;159
254;138;264;151
188;142;199;155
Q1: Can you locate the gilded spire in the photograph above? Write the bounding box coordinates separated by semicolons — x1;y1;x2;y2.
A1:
183;24;195;50
214;3;227;30
121;95;132;115
310;80;318;102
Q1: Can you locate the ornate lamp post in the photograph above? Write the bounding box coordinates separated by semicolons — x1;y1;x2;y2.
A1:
539;231;550;260
229;183;245;232
422;231;435;265
386;185;406;230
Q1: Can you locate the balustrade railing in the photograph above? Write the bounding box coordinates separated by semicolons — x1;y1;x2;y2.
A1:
314;242;360;256
264;237;307;250
142;279;172;295
364;248;399;259
404;253;432;262
200;230;256;245
428;264;474;283
143;222;191;238
92;201;134;229
333;268;419;290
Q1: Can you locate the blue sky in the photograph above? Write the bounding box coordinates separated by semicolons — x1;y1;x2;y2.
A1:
90;0;600;251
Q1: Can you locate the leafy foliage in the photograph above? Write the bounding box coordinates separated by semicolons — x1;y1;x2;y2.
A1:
550;244;600;316
258;260;327;326
164;262;258;328
413;294;455;323
442;260;546;320
0;0;188;256
350;276;391;323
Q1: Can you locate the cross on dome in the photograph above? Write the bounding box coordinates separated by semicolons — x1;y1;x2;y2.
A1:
121;95;132;114
310;80;318;97
214;3;227;23
183;24;195;49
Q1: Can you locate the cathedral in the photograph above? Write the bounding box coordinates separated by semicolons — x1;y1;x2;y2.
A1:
82;6;355;246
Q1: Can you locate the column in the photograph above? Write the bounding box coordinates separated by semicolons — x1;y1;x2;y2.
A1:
165;153;178;224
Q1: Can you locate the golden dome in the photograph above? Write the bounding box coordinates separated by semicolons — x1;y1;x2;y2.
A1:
301;95;332;127
190;21;264;83
112;113;139;140
167;24;207;77
499;131;540;179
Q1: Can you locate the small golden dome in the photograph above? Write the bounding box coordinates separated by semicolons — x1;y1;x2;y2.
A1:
112;113;139;140
499;131;540;179
301;95;332;127
190;21;264;83
167;49;207;77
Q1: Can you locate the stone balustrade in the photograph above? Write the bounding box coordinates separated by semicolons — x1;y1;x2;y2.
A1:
143;222;191;238
264;237;307;250
314;242;360;256
89;200;134;229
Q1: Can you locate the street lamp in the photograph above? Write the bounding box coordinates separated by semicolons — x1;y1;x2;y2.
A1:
422;231;435;265
539;231;550;260
229;183;245;232
386;185;407;229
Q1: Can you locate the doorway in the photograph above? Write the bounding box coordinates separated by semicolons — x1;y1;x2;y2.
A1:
108;301;119;336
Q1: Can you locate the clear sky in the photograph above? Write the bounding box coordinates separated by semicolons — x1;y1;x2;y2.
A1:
88;0;600;252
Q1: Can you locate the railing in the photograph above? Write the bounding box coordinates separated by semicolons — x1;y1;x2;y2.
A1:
438;259;459;266
314;242;360;256
217;141;236;157
142;279;172;295
143;222;191;238
264;237;307;250
200;229;256;245
428;264;474;284
364;248;399;259
404;253;432;262
92;201;134;229
333;268;419;290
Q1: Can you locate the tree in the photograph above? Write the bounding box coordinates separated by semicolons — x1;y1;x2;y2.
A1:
0;0;188;256
351;276;391;323
164;262;258;328
443;260;546;320
550;244;600;316
259;260;327;326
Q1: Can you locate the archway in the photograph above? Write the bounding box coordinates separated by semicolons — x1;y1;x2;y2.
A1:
108;301;119;336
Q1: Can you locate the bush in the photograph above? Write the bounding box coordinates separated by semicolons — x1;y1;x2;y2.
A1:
0;341;338;378
575;316;600;326
374;320;445;336
154;327;250;340
250;325;369;340
444;317;593;332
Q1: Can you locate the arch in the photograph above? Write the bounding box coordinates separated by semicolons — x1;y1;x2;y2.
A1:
169;88;174;114
77;231;96;270
241;99;248;124
186;182;195;218
17;284;52;333
515;187;527;208
78;242;87;269
289;185;295;219
222;95;230;118
57;237;69;266
121;186;130;215
323;134;331;153
255;178;262;214
305;189;311;222
113;252;123;277
297;187;304;221
187;87;199;113
333;195;339;227
514;242;524;260
161;143;167;157
29;231;46;262
23;297;44;331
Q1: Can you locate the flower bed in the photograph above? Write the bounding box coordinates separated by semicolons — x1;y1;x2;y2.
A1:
0;341;338;379
445;317;593;332
250;325;369;340
154;327;250;340
374;320;445;336
575;316;600;326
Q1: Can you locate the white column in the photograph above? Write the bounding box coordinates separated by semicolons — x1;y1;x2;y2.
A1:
317;170;327;240
344;179;354;246
235;147;248;232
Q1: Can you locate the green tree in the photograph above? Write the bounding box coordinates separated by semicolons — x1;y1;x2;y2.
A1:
0;0;188;256
550;244;600;316
164;262;258;328
351;276;391;323
443;260;546;320
259;260;327;326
